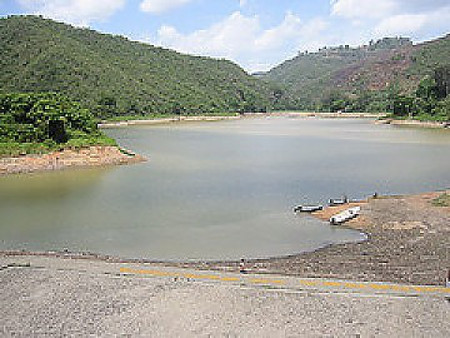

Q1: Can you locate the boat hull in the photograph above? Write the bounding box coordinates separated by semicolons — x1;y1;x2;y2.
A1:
294;205;324;213
330;206;361;225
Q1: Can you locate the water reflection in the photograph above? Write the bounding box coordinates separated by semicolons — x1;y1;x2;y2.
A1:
0;168;110;203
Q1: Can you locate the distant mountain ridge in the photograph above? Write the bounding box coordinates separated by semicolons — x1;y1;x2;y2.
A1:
262;35;450;111
0;15;286;118
0;15;448;116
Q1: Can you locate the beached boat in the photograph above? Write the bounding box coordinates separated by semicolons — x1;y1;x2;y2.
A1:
293;204;324;213
330;206;361;225
328;197;349;206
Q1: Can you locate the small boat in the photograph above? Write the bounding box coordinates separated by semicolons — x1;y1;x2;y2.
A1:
294;204;324;213
328;197;349;206
330;206;361;225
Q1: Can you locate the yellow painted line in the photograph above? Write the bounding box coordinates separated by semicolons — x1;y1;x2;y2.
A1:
368;283;391;290
120;267;450;295
139;269;178;277
343;282;367;289
194;274;221;280
322;281;342;287
299;280;320;287
249;278;285;285
220;277;240;282
318;280;450;295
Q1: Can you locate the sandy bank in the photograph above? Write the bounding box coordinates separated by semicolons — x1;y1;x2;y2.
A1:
0;146;146;176
99;115;241;128
273;111;387;119
376;119;450;129
99;112;388;128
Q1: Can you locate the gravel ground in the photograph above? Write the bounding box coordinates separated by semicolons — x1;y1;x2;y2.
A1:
1;257;449;337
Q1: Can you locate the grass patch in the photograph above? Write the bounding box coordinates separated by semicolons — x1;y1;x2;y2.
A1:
431;193;450;207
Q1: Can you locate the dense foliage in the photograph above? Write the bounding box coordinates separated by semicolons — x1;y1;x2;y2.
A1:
0;15;291;118
0;93;115;156
391;66;450;121
263;36;450;114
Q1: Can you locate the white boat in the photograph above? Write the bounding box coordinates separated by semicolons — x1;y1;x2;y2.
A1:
330;206;361;225
293;204;324;213
328;197;349;206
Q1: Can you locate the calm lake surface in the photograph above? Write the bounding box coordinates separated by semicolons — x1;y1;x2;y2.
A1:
1;117;449;260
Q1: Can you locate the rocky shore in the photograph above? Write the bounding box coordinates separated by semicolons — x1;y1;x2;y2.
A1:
0;146;146;176
3;191;448;287
183;191;450;286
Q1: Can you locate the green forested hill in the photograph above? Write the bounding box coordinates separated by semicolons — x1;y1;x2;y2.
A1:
0;15;286;118
1;16;448;118
263;36;450;112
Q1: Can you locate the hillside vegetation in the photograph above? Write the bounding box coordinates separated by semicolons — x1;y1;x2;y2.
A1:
0;15;447;124
263;36;450;114
0;93;115;157
390;65;450;121
0;15;290;119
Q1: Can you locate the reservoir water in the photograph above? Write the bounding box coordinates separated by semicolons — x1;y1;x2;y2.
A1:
1;117;449;260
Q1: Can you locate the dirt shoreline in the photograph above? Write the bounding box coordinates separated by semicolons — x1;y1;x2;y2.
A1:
0;146;146;176
99;112;387;128
273;111;387;119
192;191;449;286
376;118;450;128
99;115;241;128
99;113;450;130
2;190;449;286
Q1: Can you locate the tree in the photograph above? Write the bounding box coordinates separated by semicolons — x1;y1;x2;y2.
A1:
435;65;450;99
393;96;415;117
416;76;437;100
0;93;102;144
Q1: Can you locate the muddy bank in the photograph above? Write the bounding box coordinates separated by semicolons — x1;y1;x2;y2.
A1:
0;146;146;176
376;119;450;129
182;191;450;286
